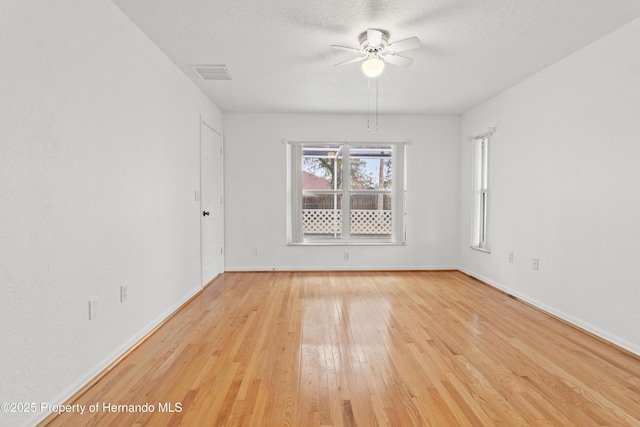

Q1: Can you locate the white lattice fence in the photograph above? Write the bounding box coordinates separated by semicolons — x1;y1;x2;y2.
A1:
350;210;392;234
302;209;391;234
303;209;341;234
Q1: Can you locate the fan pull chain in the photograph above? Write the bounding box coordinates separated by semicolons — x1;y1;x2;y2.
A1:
376;77;379;131
367;77;371;132
366;76;380;132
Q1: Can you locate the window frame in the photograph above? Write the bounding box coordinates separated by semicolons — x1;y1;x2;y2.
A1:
287;141;407;246
471;133;491;252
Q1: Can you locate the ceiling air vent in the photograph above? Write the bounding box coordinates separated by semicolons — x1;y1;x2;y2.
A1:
190;64;234;81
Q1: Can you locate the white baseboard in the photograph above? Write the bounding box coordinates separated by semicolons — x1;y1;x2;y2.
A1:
225;265;459;272
458;267;640;358
25;286;201;427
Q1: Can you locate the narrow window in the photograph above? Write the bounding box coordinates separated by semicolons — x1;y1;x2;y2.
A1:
472;134;490;251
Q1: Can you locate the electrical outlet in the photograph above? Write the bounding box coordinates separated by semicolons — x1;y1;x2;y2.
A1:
344;252;349;261
252;247;260;256
89;299;98;320
120;285;128;302
509;252;514;263
532;258;539;270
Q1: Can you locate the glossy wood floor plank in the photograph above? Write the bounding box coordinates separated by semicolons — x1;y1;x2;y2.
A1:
43;271;640;426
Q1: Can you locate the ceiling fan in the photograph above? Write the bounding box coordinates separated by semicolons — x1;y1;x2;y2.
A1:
331;28;421;77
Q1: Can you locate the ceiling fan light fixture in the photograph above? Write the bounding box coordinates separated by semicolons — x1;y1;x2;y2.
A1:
361;55;385;78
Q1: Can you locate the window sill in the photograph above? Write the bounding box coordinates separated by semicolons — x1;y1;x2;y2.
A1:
470;246;491;254
289;242;407;247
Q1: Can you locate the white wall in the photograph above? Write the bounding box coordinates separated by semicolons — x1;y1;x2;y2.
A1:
0;1;222;425
224;113;460;270
459;17;640;355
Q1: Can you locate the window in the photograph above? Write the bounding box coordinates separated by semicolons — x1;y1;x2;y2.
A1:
472;134;490;251
288;142;406;245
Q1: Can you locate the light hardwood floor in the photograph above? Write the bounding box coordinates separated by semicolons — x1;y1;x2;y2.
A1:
44;271;640;426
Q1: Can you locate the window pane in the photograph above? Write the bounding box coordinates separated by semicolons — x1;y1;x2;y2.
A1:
303;193;342;239
481;138;488;189
480;191;487;245
349;194;392;237
350;146;392;190
302;145;342;190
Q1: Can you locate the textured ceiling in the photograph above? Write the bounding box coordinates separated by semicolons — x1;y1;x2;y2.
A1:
110;0;640;114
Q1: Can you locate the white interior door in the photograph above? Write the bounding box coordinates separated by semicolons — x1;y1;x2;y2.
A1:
201;122;223;286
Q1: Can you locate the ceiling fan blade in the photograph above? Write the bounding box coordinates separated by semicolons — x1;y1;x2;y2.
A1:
386;36;421;54
367;28;383;47
383;54;414;67
333;56;367;66
330;44;361;53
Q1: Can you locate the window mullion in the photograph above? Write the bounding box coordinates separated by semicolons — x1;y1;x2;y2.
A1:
341;145;350;240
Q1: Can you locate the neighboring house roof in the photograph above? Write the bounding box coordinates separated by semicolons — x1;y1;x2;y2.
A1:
303;171;331;189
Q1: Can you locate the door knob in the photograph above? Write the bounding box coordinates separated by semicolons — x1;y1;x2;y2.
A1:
203;211;210;216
